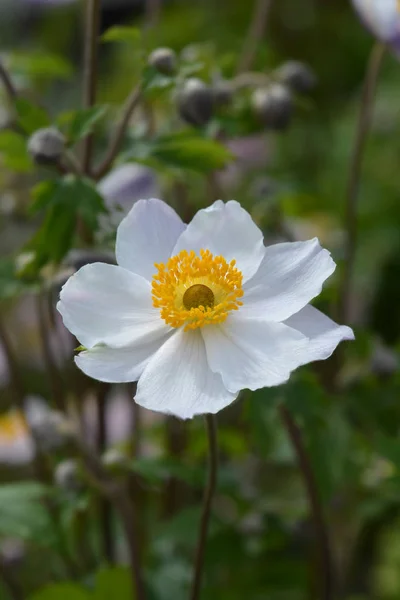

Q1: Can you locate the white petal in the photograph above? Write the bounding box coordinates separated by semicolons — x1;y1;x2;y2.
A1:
284;304;355;364
242;238;335;322
75;331;171;383
135;329;237;419
172;200;265;281
202;314;307;394
57;262;168;348
116;198;186;280
352;0;398;41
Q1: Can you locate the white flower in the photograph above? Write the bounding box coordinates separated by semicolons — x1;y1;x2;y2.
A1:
57;199;354;419
352;0;400;50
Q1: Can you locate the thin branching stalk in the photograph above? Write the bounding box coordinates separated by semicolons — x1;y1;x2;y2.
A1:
93;83;142;180
96;384;115;564
236;0;273;74
279;404;334;600
82;0;101;173
76;440;146;600
337;42;386;324
145;0;162;30
0;61;17;102
0;316;25;408
190;415;218;600
36;291;66;411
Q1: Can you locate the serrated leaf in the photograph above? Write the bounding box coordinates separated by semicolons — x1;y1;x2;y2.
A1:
101;26;141;44
14;98;51;135
8;52;73;80
94;567;134;600
29;583;90;600
0;130;33;172
59;105;108;144
0;483;56;547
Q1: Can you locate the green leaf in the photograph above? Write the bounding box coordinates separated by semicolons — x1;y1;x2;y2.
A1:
0;130;33;172
29;583;90;600
0;257;32;300
14;98;51;135
8;52;73;80
123;133;233;173
101;26;141;44
24;176;106;275
0;483;56;547
59;105;108;144
152;133;233;172
94;567;134;600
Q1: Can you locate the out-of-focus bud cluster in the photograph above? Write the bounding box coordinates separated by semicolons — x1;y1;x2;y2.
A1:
28;405;76;452
352;0;400;53
251;60;316;131
27;127;65;165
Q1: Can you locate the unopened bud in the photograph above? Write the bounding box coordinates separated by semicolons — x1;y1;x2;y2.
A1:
102;448;130;475
276;60;316;94
27;127;65;165
29;409;76;451
54;459;83;492
148;47;177;75
252;84;293;130
177;78;213;127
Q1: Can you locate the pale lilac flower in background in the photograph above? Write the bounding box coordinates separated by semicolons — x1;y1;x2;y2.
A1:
352;0;400;53
97;163;160;236
58;199;354;420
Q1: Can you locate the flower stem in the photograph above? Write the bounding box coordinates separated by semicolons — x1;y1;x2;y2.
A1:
92;83;142;180
0;316;25;408
0;61;17;103
236;0;273;74
337;41;386;324
82;0;101;174
36;291;66;411
190;414;218;600
279;404;334;600
77;440;146;600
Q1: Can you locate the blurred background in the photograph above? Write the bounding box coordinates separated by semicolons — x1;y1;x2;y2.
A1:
1;0;400;599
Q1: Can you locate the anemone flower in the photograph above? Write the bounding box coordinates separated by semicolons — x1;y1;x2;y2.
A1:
58;199;354;419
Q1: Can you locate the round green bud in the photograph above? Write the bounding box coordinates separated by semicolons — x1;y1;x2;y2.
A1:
177;78;213;127
148;47;177;75
27;127;65;165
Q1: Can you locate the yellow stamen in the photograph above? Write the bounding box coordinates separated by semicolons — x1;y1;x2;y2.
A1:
152;249;244;331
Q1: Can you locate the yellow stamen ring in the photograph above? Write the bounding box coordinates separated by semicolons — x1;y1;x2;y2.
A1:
152;249;244;331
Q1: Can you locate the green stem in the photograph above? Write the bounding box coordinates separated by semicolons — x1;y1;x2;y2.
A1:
279;404;334;600
190;415;218;600
236;0;273;74
82;0;101;173
337;42;386;324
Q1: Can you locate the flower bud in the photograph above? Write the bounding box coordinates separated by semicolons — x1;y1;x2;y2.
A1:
252;84;293;130
212;80;233;107
177;78;213;127
27;127;65;165
54;459;83;492
102;448;130;475
148;47;177;75
28;408;76;452
276;61;316;94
